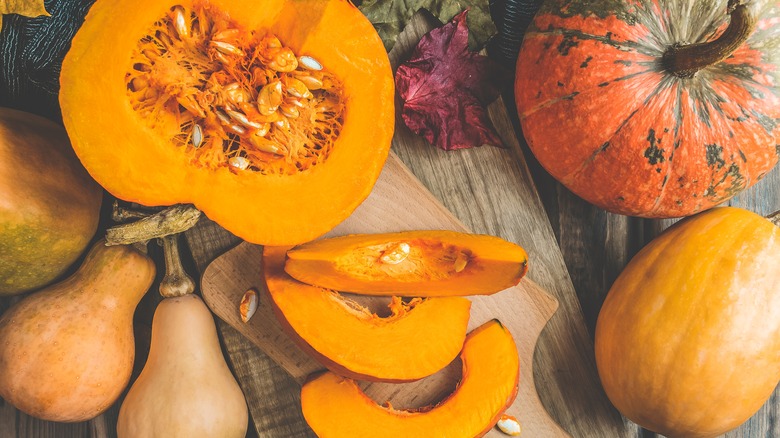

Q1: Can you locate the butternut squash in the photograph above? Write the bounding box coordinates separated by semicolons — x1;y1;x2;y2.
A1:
0;242;154;421
117;236;247;438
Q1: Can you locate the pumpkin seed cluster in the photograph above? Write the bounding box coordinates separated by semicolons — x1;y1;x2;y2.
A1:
126;3;345;175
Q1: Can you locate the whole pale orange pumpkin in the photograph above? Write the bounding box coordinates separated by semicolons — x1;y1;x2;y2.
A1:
595;207;780;437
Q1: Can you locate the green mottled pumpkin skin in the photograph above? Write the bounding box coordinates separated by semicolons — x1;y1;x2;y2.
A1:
0;108;103;295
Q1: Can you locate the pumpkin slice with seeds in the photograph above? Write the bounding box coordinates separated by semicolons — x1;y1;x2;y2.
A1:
60;0;394;245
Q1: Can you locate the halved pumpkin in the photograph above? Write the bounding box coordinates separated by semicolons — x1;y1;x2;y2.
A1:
263;246;471;382
60;0;394;245
300;320;519;437
285;231;529;296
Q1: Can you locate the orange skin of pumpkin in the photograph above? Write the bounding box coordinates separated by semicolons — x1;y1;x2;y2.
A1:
595;207;780;437
263;245;472;382
515;0;779;218
0;108;102;295
300;320;520;437
0;242;155;422
284;231;529;296
60;0;394;246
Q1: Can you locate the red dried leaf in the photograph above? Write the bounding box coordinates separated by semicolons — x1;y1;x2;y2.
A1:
395;10;507;151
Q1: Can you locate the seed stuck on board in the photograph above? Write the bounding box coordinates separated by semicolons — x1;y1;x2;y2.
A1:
239;288;259;323
496;414;521;436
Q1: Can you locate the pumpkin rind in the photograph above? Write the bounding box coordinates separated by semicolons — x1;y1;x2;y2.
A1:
300;320;520;437
263;245;472;382
284;231;529;296
0;108;102;295
595;207;780;437
516;0;779;217
59;0;394;245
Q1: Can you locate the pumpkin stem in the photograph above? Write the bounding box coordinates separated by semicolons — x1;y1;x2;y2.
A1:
662;0;756;78
767;211;780;227
105;204;201;245
159;234;196;298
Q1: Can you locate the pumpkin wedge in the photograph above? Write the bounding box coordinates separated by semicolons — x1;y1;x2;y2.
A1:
285;231;529;296
60;0;394;245
263;246;471;382
300;320;519;437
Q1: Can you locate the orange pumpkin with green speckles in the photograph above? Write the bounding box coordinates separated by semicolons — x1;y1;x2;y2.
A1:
516;0;779;217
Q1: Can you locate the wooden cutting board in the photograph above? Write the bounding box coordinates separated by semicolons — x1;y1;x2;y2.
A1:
201;153;568;437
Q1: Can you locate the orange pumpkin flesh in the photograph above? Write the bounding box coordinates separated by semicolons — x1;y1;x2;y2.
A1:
300;320;519;437
263;246;471;382
60;0;394;245
284;231;529;296
595;207;780;437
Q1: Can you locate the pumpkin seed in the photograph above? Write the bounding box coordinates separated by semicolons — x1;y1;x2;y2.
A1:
224;82;250;105
283;77;313;99
212;28;240;42
297;75;323;91
280;103;299;118
227;108;263;129
212;40;243;56
496;415;521;436
267;48;298;72
172;6;188;39
453;252;469;273
257;81;283;115
380;242;410;264
248;134;283;155
298;55;322;71
274;118;290;131
191;123;203;148
229;156;250;170
239;288;258;323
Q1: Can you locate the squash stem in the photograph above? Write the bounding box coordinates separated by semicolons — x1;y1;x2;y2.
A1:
105;204;201;245
768;211;780;227
159;234;196;298
662;0;756;78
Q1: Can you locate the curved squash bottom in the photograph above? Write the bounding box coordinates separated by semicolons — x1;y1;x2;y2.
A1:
285;231;529;296
300;320;519;437
264;246;471;382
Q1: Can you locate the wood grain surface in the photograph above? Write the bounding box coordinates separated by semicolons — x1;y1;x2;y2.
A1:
1;9;778;438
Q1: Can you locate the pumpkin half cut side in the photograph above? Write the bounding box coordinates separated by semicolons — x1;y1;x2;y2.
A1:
284;231;529;296
60;0;394;245
300;320;520;437
263;246;472;382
